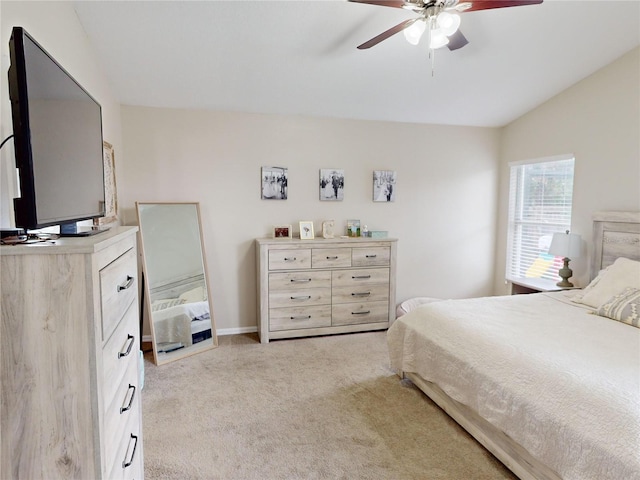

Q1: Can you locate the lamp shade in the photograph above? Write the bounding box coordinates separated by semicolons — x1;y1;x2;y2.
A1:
437;12;461;36
404;19;426;45
429;28;449;49
548;231;582;259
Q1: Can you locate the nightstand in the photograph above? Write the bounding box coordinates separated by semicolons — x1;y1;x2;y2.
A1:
510;277;569;295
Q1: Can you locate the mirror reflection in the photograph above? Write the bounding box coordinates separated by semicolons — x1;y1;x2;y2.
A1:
136;202;217;365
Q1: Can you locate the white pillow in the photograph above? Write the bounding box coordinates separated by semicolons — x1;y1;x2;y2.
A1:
573;257;640;308
593;287;640;328
179;286;205;303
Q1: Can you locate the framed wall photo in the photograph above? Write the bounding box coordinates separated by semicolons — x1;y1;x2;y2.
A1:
273;225;292;239
261;166;288;200
319;169;344;201
299;221;315;240
94;141;118;226
373;170;396;202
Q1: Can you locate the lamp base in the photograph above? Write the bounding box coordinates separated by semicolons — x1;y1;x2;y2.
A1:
556;257;574;288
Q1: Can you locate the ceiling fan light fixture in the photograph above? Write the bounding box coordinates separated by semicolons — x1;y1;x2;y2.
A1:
403;19;426;45
429;27;449;49
437;11;461;36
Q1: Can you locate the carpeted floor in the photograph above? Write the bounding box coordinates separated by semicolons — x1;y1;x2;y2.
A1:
141;331;516;479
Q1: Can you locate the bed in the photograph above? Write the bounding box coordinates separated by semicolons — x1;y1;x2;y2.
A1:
149;274;213;352
388;211;640;480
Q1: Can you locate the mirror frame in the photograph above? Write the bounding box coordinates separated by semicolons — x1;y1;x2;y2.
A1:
136;201;218;365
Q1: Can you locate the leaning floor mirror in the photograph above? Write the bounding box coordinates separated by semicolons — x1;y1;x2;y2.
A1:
136;202;218;365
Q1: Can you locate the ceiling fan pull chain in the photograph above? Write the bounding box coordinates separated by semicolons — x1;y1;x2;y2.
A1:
426;16;436;77
431;47;436;77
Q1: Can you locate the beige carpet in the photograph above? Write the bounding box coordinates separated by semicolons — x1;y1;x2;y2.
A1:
141;331;516;479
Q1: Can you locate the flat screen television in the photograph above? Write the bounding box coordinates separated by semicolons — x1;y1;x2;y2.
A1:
8;26;106;234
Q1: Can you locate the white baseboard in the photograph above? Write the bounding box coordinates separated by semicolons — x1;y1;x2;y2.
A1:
217;326;258;336
142;326;257;344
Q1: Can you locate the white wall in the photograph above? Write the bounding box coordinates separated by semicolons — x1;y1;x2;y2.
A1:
120;108;500;333
0;1;123;228
495;47;640;293
2;2;636;337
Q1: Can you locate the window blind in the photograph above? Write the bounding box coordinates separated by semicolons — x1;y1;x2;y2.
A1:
506;156;575;282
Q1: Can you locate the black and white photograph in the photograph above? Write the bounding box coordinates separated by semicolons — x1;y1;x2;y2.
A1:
261;166;288;200
319;169;344;201
373;170;396;202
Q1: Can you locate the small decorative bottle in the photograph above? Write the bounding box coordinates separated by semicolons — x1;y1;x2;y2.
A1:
362;225;368;238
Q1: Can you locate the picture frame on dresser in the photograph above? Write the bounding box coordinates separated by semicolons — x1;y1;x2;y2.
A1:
93;141;118;226
299;221;314;240
273;225;292;239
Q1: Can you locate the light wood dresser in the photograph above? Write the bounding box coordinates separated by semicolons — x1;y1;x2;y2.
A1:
256;237;397;343
1;226;144;479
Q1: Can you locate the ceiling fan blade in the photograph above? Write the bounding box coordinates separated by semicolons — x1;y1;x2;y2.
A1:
446;30;469;51
357;18;418;49
348;0;409;9
461;0;543;12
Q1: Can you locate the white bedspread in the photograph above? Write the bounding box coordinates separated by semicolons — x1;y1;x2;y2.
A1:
387;291;640;480
152;300;210;323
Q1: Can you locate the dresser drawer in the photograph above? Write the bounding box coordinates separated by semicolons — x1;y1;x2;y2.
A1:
104;353;140;473
269;271;331;291
106;405;142;480
332;268;389;287
332;283;389;304
100;247;138;342
103;303;139;410
312;248;351;268
269;249;311;270
352;247;390;267
269;288;331;309
270;305;332;331
332;301;389;326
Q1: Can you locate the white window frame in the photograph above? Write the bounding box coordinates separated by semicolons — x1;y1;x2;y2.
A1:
506;154;575;283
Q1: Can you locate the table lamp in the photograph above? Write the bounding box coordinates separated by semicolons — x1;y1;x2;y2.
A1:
548;230;582;287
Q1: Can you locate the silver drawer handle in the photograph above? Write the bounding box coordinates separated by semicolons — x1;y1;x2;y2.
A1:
117;275;135;292
352;275;371;280
290;315;312;320
122;434;138;469
352;310;371;315
290;278;311;283
120;384;136;414
118;334;135;358
326;255;338;260
290;295;312;300
284;257;297;261
351;292;371;297
365;254;377;258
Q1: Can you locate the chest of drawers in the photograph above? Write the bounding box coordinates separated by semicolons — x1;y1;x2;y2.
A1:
256;237;397;343
1;227;143;479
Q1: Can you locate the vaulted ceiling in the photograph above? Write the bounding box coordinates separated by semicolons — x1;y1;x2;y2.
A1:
73;0;640;127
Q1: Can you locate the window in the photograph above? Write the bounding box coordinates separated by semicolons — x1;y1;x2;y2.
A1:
506;155;575;282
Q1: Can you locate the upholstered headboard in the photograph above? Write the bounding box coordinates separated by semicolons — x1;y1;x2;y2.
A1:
591;211;640;280
149;273;206;303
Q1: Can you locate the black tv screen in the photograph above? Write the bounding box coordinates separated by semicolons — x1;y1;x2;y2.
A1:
8;26;105;231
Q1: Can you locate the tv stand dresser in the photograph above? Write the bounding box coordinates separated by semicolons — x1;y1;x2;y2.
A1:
256;237;397;343
1;226;144;479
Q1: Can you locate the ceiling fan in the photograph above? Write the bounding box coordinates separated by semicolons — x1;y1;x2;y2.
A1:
350;0;543;52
